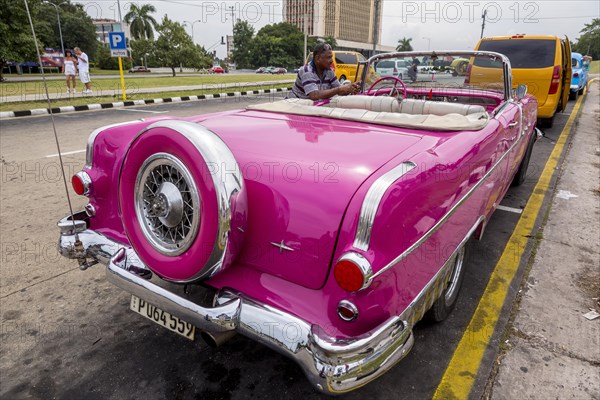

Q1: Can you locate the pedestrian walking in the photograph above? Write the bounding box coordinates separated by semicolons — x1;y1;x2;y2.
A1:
74;47;92;94
62;50;77;94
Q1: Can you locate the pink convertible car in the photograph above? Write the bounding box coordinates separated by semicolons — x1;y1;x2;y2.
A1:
58;51;539;394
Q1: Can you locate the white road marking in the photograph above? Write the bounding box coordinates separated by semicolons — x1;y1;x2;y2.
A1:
116;109;167;114
497;205;523;214
45;149;86;158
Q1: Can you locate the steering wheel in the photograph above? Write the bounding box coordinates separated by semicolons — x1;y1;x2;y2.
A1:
366;76;407;99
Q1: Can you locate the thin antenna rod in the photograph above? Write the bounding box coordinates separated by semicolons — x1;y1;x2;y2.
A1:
23;0;78;234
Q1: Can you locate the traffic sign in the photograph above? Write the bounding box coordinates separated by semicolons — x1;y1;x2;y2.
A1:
109;32;127;57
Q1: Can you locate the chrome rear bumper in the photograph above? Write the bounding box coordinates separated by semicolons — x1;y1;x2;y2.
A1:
58;213;414;394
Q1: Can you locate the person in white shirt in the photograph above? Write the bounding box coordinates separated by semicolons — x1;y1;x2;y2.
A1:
62;50;77;94
74;47;92;94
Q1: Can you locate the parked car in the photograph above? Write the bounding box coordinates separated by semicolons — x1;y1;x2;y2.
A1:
271;67;287;74
450;57;470;76
209;66;225;74
375;59;409;79
58;50;539;395
307;50;367;82
474;35;572;127
129;66;150;73
569;52;589;101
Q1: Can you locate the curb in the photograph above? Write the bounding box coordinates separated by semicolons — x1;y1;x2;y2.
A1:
0;87;291;119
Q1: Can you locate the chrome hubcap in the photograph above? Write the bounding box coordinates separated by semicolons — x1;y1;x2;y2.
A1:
135;153;200;256
445;246;465;304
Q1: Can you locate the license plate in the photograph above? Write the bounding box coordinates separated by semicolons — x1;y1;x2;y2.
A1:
130;295;196;340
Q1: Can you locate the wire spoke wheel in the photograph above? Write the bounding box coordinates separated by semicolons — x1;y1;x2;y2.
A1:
135;153;200;256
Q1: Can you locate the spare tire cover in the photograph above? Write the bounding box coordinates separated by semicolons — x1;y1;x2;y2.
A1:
118;120;247;282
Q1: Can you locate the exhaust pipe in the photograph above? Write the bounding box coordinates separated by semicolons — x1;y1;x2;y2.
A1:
200;330;236;347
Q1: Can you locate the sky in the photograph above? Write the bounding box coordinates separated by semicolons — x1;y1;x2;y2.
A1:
74;0;600;58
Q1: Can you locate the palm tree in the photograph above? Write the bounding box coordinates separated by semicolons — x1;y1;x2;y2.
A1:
124;4;158;40
396;37;413;52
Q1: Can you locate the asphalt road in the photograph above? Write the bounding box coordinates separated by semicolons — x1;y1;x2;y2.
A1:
0;96;576;399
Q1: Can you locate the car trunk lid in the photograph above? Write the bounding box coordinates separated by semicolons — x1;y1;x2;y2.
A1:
192;111;423;289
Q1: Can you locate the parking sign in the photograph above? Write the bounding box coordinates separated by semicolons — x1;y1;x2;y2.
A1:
109;32;127;57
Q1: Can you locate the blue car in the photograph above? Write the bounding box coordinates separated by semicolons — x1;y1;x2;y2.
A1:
570;52;589;100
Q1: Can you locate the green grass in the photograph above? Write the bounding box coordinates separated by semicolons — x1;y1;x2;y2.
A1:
589;60;600;75
0;83;292;112
0;74;294;97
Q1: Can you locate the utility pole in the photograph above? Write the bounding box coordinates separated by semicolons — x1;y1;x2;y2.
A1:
43;1;64;56
227;6;235;31
303;13;308;64
116;0;122;22
372;0;380;55
480;9;487;39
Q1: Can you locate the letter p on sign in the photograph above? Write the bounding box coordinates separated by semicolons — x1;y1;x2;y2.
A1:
109;32;127;57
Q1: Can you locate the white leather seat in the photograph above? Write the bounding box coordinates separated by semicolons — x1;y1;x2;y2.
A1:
326;96;485;116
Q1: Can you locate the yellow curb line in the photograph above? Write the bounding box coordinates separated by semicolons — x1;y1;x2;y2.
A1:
432;83;592;399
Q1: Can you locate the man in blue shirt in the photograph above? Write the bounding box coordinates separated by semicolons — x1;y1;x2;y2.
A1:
289;43;360;100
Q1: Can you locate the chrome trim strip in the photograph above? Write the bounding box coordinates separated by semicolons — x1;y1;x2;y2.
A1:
132;120;247;282
370;127;526;281
397;217;482;328
86;120;143;167
336;252;373;291
354;162;417;251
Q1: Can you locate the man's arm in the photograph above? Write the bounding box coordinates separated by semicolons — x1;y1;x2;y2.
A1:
307;82;360;101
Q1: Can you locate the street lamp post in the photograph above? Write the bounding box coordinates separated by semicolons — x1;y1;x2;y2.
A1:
44;1;64;56
422;36;431;51
184;20;202;44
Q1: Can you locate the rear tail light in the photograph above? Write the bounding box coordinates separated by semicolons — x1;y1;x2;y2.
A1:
337;300;359;321
549;65;561;94
464;64;472;84
573;72;579;78
333;253;372;292
72;171;92;196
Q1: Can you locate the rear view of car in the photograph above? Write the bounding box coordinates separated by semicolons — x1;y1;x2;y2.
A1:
376;59;409;79
570;52;589;101
474;35;571;127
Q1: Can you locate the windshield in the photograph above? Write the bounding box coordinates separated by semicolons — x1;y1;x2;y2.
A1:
360;51;508;98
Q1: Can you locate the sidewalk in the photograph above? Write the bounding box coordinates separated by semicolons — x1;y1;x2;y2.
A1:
489;80;600;398
0;79;294;103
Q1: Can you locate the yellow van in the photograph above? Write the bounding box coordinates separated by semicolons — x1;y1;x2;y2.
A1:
307;50;367;83
472;35;571;127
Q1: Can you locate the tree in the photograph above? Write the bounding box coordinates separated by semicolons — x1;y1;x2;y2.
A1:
130;38;155;66
322;36;338;48
249;22;304;68
396;37;413;51
0;0;42;81
96;45;132;70
231;20;254;69
154;16;209;76
573;18;599;60
124;3;158;41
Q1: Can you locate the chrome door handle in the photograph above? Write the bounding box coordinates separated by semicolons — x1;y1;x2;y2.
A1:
508;121;518;128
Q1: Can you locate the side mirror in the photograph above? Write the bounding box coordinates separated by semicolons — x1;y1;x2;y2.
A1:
515;84;527;100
